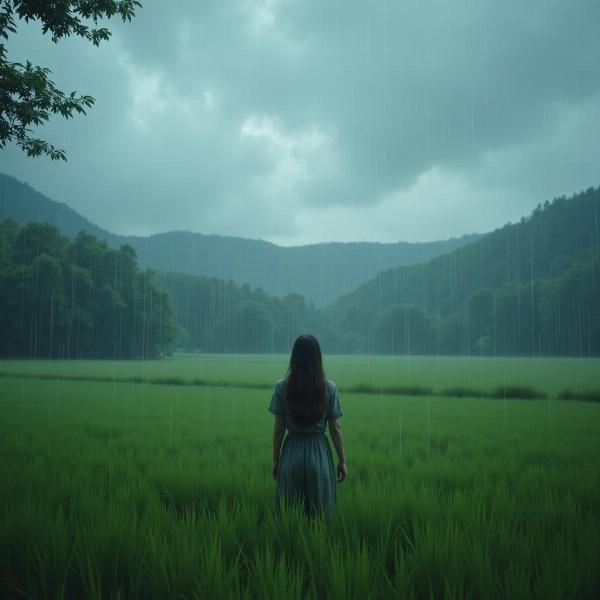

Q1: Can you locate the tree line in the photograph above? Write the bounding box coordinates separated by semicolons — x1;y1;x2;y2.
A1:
323;187;600;357
0;220;178;358
156;272;318;354
1;186;598;358
326;257;599;356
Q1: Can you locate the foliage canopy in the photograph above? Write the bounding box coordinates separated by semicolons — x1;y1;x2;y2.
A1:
0;0;141;160
0;220;177;358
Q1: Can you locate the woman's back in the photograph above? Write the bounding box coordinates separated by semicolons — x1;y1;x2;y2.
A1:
269;377;343;433
268;335;346;515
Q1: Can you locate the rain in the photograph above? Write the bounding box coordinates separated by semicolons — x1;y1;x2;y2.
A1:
0;1;599;598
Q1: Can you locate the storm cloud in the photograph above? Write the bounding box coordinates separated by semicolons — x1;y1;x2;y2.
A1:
2;0;599;244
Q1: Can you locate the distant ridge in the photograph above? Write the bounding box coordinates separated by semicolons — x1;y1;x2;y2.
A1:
0;173;481;306
325;185;600;352
0;175;112;242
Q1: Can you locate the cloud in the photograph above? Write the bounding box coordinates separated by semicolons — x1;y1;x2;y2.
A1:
1;0;599;244
267;165;512;245
271;88;600;245
239;115;340;206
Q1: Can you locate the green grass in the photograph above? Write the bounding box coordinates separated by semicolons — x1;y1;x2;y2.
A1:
1;353;599;400
1;355;599;598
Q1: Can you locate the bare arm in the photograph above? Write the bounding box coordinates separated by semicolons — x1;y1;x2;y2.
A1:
328;418;347;482
272;416;285;479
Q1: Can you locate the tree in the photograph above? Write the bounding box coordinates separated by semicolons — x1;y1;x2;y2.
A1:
0;219;178;358
0;0;141;160
371;304;434;355
467;288;493;353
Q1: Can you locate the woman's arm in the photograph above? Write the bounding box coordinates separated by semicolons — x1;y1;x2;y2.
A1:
272;416;285;479
328;419;347;482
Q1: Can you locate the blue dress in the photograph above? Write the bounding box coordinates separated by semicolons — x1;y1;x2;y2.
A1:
268;378;343;513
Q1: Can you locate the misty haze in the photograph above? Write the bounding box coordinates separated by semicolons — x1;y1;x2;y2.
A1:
0;1;599;598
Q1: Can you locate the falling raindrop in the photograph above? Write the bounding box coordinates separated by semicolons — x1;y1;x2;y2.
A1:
427;392;431;451
503;370;507;430
169;399;173;449
399;409;402;458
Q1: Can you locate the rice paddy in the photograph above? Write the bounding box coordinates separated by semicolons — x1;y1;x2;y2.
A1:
0;354;599;598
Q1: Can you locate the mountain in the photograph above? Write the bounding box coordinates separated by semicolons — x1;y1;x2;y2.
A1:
0;174;113;242
2;174;598;357
0;173;480;306
325;186;600;355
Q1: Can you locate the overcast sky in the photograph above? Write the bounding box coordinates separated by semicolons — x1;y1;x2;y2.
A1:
2;0;599;245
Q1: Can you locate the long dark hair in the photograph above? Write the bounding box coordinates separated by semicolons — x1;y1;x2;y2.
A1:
284;335;328;425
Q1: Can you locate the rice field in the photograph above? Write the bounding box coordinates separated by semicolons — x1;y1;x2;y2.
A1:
1;353;599;398
1;354;599;598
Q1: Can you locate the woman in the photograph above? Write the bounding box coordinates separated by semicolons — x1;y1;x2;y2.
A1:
269;334;347;514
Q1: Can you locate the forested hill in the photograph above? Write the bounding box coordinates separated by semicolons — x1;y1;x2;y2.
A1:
0;222;178;359
0;173;480;306
325;187;600;356
0;174;112;242
131;232;480;308
1;186;599;357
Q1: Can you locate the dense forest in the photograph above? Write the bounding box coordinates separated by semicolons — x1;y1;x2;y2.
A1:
152;188;600;357
157;272;317;354
324;187;600;356
0;221;178;358
1;187;598;358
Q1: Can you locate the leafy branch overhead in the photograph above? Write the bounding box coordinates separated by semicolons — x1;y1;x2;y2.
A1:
0;1;141;160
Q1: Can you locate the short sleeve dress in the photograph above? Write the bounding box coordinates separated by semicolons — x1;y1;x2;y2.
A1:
268;378;343;513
